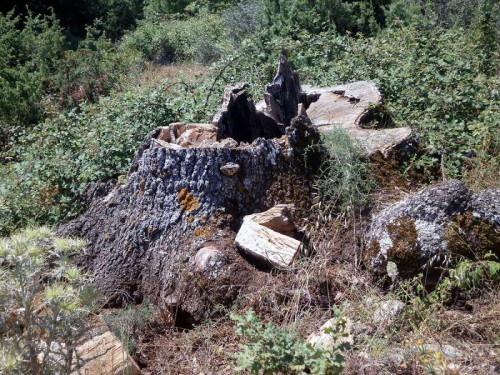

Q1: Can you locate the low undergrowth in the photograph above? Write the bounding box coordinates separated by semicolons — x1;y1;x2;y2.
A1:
307;127;375;218
232;309;351;375
0;227;99;374
127;238;499;374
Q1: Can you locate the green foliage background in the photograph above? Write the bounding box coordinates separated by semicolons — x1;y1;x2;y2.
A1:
0;0;498;235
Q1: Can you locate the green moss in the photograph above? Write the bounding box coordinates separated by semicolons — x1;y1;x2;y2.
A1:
364;239;381;270
445;212;500;261
386;216;423;277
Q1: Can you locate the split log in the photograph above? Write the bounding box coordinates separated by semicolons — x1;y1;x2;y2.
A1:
235;217;301;268
302;82;413;156
247;204;296;236
73;331;141;375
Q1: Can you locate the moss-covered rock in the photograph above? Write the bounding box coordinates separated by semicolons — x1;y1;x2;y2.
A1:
366;180;499;278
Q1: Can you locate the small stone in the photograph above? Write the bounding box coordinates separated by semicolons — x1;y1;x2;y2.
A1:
220;162;240;176
421;344;463;360
194;245;227;279
307;317;353;349
372;299;405;327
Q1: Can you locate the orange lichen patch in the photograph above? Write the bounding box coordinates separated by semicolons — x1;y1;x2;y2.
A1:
194;227;212;238
235;181;245;193
178;188;199;213
136;179;146;196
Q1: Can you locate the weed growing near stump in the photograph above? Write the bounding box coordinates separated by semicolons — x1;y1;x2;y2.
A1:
231;309;351;374
307;127;374;217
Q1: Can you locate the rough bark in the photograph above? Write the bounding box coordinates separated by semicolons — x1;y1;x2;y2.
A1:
58;131;310;318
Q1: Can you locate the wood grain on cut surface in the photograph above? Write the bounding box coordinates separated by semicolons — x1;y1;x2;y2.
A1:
235;218;301;268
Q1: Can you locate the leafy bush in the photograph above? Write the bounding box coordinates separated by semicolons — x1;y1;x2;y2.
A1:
396;252;499;329
0;11;65;129
449;253;500;291
232;310;351;374
260;0;391;37
0;11;135;135
122;10;230;63
0;227;98;374
0;85;182;235
55;22;138;109
224;0;265;43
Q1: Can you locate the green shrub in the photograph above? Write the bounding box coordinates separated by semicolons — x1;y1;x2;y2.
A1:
260;0;391;37
396;252;499;328
449;253;500;292
0;11;65;129
0;227;99;374
0;11;135;136
0;85;182;235
122;10;230;63
55;22;138;109
224;0;265;43
232;310;351;375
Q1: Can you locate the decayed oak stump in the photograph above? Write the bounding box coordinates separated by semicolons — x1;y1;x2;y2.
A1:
59;56;415;322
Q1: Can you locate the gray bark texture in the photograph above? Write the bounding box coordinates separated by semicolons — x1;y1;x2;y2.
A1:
58;131;312;320
57;56;321;322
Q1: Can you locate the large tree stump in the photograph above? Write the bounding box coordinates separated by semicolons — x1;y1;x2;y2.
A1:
58;122;310;321
58;57;414;322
